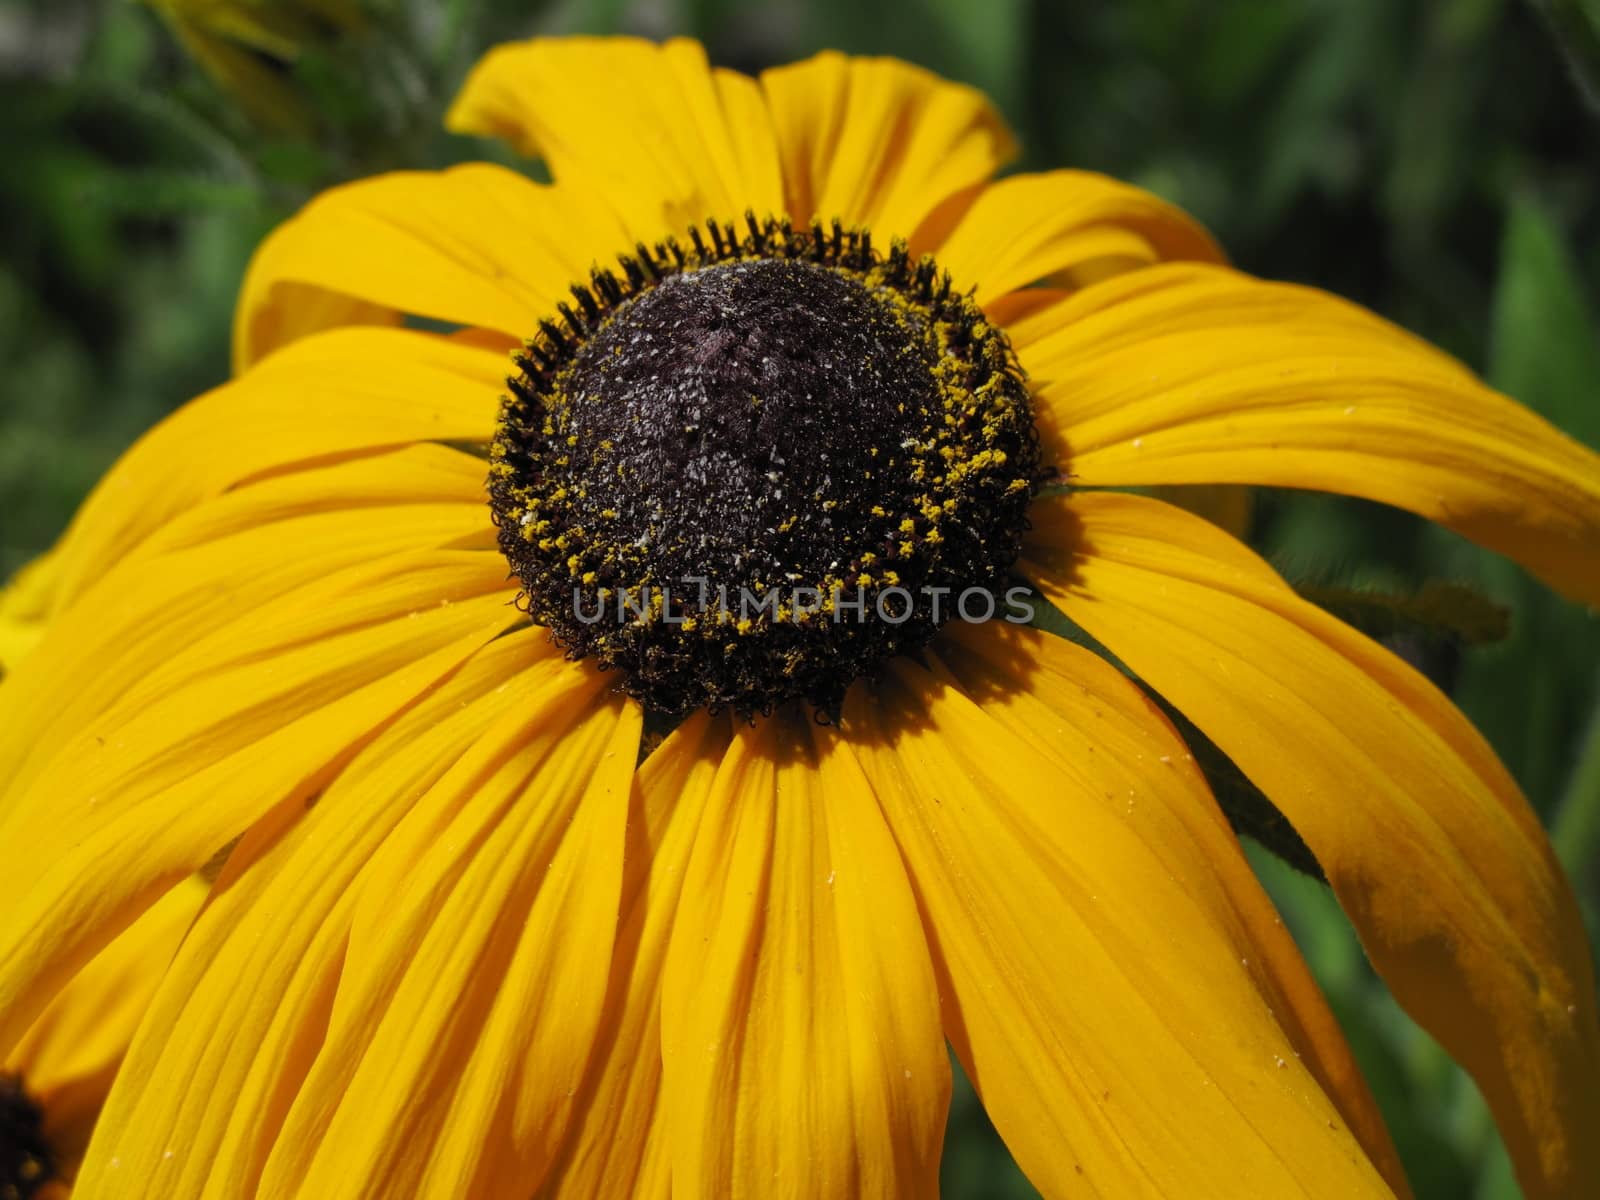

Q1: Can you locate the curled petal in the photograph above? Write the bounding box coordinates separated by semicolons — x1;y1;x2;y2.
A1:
1024;264;1600;605
1024;490;1600;1199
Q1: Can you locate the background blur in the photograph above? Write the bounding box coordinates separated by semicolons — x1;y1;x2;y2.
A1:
2;0;1597;1195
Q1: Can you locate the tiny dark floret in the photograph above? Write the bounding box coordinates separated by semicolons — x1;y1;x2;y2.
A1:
490;216;1040;718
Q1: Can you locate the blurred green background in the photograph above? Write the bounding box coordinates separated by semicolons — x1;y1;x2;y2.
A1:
2;0;1597;1195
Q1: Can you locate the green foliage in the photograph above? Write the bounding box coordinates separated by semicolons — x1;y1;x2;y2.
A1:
1434;198;1600;814
1527;0;1600;110
2;1;1598;1196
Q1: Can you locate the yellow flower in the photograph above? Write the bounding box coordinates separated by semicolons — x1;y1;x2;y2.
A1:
2;880;204;1198
3;35;1600;1200
142;0;362;133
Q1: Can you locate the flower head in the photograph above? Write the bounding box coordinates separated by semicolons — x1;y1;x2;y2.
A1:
490;217;1040;718
2;35;1599;1200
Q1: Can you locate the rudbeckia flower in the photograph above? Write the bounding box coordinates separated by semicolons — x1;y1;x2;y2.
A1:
2;35;1598;1200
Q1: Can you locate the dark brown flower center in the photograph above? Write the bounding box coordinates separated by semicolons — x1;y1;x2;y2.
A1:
1;1075;55;1200
490;217;1040;719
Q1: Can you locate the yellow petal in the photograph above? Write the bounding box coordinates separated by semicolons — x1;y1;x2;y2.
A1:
234;281;400;374
844;656;1398;1198
931;620;1409;1194
250;675;639;1200
982;285;1077;351
1024;263;1600;605
447;38;784;236
0;551;61;674
156;447;489;560
926;170;1221;305
0;448;493;793
540;712;733;1200
760;51;1016;242
71;632;565;1200
233;167;628;367
659;710;950;1198
45;327;504;612
0;553;518;1058
1023;490;1600;1200
6;876;207;1169
710;66;787;221
9;549;514;814
0;617;43;677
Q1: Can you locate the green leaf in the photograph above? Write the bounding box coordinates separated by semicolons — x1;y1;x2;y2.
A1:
81;169;265;217
1427;196;1600;819
802;0;1028;119
917;0;1029;117
1489;195;1600;443
1553;678;1600;887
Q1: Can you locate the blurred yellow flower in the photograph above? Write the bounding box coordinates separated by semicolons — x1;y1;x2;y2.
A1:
141;0;362;133
3;34;1599;1200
